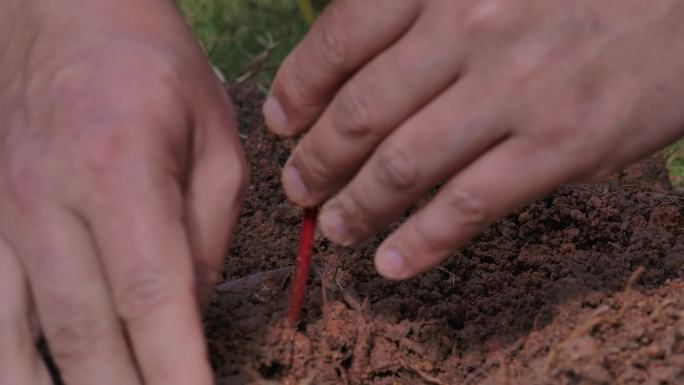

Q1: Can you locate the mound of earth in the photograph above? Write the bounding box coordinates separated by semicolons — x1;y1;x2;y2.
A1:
206;86;684;385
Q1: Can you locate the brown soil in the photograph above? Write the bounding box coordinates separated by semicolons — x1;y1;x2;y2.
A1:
208;86;684;385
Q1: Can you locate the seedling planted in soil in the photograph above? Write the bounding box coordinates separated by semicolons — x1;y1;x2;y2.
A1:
286;0;320;325
288;207;318;323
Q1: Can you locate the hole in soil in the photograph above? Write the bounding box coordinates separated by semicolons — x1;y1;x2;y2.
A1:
258;361;285;378
447;316;465;330
341;355;352;370
566;371;582;385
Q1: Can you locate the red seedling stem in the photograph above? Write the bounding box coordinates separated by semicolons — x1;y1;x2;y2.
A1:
288;207;318;324
286;4;318;325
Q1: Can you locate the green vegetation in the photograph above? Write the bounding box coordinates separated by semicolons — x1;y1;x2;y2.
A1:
297;0;317;26
665;139;684;191
177;0;326;89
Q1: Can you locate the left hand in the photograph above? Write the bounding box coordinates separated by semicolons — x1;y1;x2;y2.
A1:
264;0;684;280
0;1;247;383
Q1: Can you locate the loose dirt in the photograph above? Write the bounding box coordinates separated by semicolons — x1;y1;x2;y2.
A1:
208;86;684;385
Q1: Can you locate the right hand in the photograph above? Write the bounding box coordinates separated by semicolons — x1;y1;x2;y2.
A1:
0;1;247;384
265;0;684;280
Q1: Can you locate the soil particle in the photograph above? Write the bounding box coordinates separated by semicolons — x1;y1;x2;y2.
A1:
207;86;684;385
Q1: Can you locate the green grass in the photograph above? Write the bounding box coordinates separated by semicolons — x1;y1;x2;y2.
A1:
177;0;327;89
665;138;684;191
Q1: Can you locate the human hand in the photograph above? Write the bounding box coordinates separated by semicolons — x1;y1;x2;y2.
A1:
264;0;684;280
0;0;246;384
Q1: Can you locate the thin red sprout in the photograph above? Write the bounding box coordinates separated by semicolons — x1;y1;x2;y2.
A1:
287;207;318;323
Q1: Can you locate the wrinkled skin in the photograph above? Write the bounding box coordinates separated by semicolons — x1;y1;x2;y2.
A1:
0;1;247;384
265;0;684;280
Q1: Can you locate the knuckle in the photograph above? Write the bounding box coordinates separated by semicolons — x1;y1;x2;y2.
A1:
114;269;173;323
407;222;445;259
442;187;488;229
47;303;107;361
217;149;250;205
80;125;127;168
75;125;137;193
314;4;349;69
333;193;371;238
463;0;515;36
376;146;418;190
278;62;317;109
331;83;377;138
230;149;250;194
101;84;179;125
49;57;180;118
527;111;586;148
291;141;332;190
3;149;54;217
5;149;44;205
44;61;100;107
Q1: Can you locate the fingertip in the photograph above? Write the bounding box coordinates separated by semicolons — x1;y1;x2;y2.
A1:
375;246;411;280
281;164;315;206
262;96;290;136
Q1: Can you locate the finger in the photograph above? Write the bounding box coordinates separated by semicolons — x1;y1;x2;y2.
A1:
186;104;248;308
281;12;468;206
88;171;213;385
263;0;420;136
317;73;511;245
15;207;141;385
375;137;573;280
0;238;51;385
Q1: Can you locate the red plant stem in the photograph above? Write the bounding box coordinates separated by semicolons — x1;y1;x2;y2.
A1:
288;207;318;323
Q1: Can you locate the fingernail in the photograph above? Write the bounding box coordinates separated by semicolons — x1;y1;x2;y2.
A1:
282;165;310;203
320;208;353;246
263;96;288;134
376;249;409;280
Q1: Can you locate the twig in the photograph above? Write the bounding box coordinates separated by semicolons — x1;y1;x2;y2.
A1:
544;266;646;374
436;265;456;286
624;266;645;296
616;266;646;320
216;266;294;292
232;35;276;86
608;242;625;252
